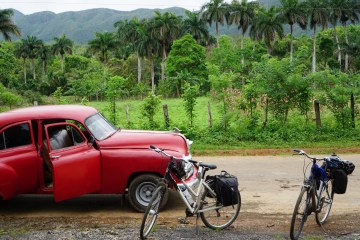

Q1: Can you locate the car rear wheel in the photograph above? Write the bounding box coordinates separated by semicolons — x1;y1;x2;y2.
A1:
128;174;168;212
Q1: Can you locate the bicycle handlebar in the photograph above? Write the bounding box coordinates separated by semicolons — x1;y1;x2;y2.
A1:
293;149;327;161
150;145;193;163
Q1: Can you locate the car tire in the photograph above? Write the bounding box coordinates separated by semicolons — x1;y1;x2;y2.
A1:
128;174;168;212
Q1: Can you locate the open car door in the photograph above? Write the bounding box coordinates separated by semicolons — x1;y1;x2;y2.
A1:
44;122;101;202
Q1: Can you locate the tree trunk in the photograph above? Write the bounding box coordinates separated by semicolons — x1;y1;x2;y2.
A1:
241;31;245;67
151;60;155;95
344;24;349;71
137;53;142;83
208;101;212;128
333;24;341;66
290;24;293;65
314;99;321;128
263;98;268;128
163;104;169;128
42;60;46;82
23;58;27;84
351;93;355;128
126;105;130;125
32;59;36;80
61;54;65;73
312;26;317;73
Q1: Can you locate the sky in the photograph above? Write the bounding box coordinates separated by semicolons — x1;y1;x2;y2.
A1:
0;0;214;15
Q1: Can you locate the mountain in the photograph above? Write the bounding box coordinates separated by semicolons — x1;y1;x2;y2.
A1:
11;7;188;43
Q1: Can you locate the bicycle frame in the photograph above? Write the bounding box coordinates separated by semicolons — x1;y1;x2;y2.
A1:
164;162;219;215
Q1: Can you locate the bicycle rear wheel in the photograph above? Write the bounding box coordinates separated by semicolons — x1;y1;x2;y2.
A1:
290;187;312;240
199;188;241;230
139;185;164;239
315;179;334;225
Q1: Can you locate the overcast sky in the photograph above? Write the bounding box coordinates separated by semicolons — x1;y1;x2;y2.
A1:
0;0;217;15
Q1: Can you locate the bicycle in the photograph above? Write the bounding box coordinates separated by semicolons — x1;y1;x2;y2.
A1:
290;149;335;240
140;145;241;239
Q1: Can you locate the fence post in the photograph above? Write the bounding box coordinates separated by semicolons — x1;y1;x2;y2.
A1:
208;101;212;128
314;99;321;128
163;104;169;128
351;93;355;128
126;105;130;125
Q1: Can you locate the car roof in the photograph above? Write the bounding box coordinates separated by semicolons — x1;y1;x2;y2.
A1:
0;105;98;129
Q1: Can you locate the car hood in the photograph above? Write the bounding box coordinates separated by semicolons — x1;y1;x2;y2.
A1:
97;129;189;155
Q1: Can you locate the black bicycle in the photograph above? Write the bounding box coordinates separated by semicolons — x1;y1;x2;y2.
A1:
140;145;241;239
290;149;335;240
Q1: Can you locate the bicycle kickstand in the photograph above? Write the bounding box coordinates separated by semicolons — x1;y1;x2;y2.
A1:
195;213;199;235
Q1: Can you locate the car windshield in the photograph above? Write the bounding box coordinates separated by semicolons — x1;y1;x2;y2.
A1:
85;113;117;140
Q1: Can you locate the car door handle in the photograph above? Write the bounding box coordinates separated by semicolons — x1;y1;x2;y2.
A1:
51;155;60;159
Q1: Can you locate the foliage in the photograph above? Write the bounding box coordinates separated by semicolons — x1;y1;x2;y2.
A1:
166;34;207;95
141;94;162;129
106;75;128;124
182;83;200;127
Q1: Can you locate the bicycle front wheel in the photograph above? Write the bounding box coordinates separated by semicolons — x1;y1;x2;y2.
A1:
199;188;241;230
290;187;312;240
140;185;164;239
315;179;334;225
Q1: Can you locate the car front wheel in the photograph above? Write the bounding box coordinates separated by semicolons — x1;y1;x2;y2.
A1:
128;174;168;212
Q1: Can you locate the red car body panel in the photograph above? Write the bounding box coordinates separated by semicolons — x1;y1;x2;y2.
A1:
0;105;190;203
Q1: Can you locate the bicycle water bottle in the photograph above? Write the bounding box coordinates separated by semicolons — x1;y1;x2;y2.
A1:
181;186;194;206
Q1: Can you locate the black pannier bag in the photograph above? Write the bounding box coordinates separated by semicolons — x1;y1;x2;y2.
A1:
332;169;348;194
214;171;239;206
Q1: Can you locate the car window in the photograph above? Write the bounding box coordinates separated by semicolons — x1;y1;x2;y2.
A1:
0;123;32;150
47;124;84;151
85;113;117;140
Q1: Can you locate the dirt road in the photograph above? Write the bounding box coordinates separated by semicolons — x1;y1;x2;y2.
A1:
1;153;360;239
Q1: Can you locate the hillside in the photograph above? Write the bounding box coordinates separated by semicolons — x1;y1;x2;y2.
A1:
11;7;188;43
9;0;282;43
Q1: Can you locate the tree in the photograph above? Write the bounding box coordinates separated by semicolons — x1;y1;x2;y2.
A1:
136;20;161;95
52;34;73;73
182;83;200;127
141;93;161;129
278;0;307;64
201;0;230;36
254;6;284;54
329;0;344;65
38;42;50;81
0;9;21;41
228;0;259;67
305;0;329;72
14;40;29;83
87;32;118;73
149;11;182;81
24;35;42;80
182;10;210;45
166;34;207;96
115;18;143;83
106;76;127;124
339;0;359;71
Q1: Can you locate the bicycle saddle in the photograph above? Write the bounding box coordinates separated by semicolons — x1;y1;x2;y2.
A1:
199;163;217;170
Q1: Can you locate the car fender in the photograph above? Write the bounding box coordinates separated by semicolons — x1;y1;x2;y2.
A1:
0;163;18;200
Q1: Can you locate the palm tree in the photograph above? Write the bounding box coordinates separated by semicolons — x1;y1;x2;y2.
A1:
115;18;143;83
339;0;359;71
14;41;28;83
182;10;210;45
329;0;345;65
305;0;328;72
149;11;182;81
38;42;50;81
87;32;118;72
254;6;284;54
136;20;161;95
201;0;230;37
0;9;21;41
24;35;42;80
278;0;307;64
52;34;73;73
228;0;259;67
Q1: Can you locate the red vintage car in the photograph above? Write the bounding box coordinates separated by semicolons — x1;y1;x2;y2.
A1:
0;105;193;212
